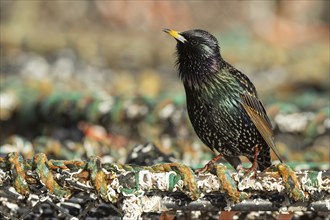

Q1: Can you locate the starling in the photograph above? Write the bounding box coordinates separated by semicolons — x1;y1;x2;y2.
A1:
163;28;282;172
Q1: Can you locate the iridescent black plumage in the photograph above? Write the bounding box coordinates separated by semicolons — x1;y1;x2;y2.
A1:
164;29;282;171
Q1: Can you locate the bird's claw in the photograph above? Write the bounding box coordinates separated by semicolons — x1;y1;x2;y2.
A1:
194;161;215;174
239;166;258;179
195;154;223;175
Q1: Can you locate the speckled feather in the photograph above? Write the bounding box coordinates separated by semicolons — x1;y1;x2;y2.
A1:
171;29;282;171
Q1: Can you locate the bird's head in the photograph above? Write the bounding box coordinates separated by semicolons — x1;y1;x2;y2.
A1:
163;28;222;89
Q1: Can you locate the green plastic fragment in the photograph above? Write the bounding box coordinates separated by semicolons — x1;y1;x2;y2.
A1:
168;172;181;192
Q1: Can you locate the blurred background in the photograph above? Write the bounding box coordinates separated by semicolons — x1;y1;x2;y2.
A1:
0;1;329;169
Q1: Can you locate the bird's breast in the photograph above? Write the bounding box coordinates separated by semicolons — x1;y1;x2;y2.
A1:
184;88;259;155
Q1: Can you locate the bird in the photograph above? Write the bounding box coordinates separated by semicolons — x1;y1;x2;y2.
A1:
163;28;282;173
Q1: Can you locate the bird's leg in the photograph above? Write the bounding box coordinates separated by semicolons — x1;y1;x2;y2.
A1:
242;145;259;179
195;153;223;174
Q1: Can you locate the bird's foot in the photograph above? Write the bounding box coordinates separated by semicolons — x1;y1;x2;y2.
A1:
240;165;258;179
194;154;223;174
240;145;259;179
194;161;215;174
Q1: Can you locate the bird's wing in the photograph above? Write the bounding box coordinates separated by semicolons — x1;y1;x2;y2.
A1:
240;93;283;162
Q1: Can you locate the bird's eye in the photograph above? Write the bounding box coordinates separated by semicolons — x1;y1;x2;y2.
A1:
191;40;198;45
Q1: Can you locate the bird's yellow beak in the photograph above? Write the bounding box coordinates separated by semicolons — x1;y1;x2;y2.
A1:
163;28;186;43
